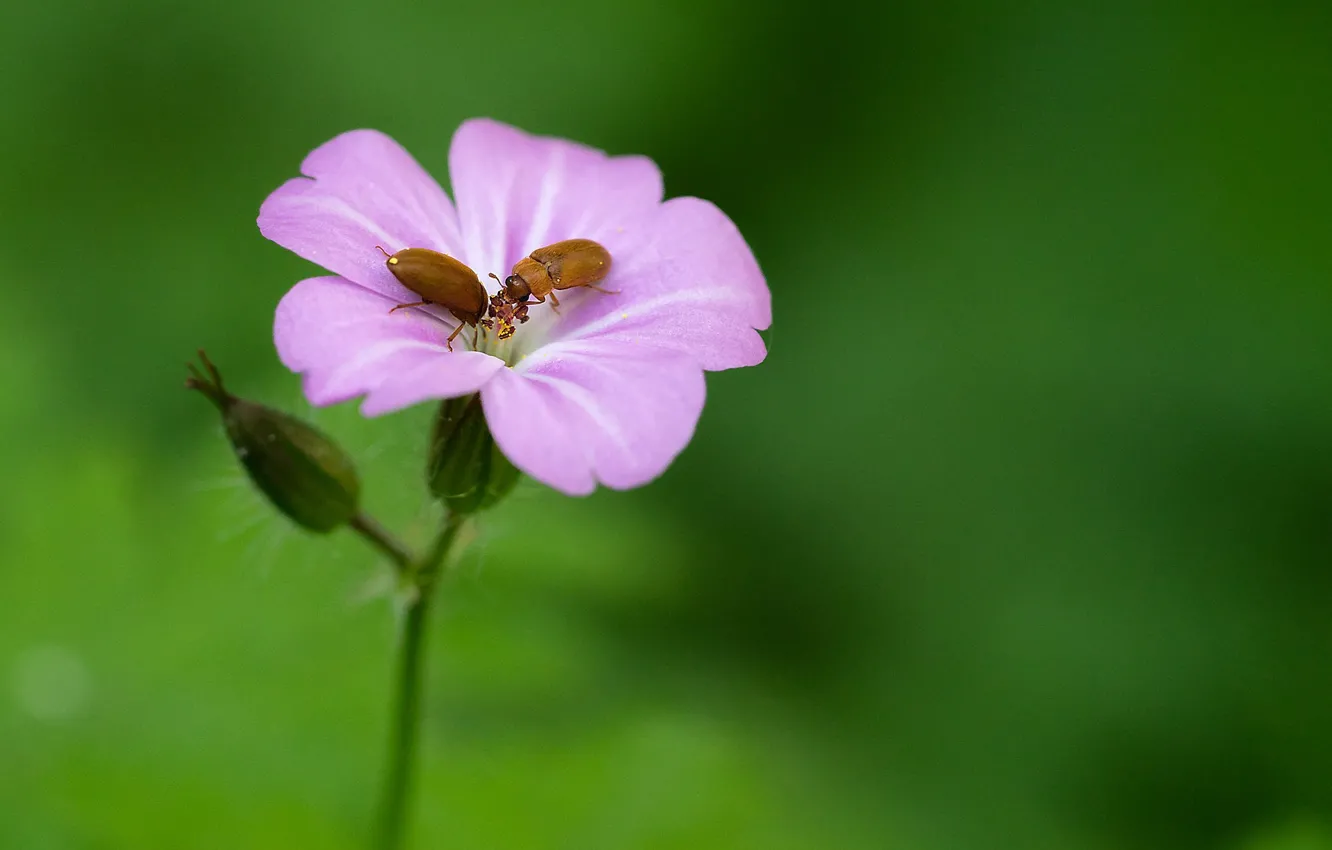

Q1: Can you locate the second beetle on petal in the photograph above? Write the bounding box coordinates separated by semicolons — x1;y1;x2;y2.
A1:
500;238;616;311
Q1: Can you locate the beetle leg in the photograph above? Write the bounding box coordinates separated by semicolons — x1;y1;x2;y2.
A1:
445;322;466;352
389;300;430;314
546;292;561;315
584;284;620;295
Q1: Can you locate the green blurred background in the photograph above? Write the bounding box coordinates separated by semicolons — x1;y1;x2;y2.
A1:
3;0;1331;847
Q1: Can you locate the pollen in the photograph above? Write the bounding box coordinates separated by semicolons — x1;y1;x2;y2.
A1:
388;257;398;265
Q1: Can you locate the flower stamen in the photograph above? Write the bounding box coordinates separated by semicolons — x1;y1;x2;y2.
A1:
486;289;529;342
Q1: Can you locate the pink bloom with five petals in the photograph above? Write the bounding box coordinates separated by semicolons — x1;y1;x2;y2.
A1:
258;119;770;496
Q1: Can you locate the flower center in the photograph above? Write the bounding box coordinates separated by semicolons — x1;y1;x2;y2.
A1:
466;285;549;365
485;291;529;343
459;279;602;365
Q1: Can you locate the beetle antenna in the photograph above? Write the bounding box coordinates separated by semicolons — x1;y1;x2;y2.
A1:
488;272;503;289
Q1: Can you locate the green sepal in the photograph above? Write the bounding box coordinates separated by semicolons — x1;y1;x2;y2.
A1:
187;352;360;533
426;394;520;514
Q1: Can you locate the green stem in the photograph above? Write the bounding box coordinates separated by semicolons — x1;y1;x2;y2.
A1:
349;511;415;573
376;511;466;850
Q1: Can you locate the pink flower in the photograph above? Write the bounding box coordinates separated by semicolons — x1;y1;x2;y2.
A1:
258;119;770;496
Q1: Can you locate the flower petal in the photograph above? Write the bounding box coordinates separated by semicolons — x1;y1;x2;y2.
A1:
481;339;706;495
448;118;664;279
550;196;770;371
275;276;503;415
259;130;464;300
543;303;768;371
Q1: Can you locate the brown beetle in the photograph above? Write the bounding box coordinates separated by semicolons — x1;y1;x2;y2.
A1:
501;239;616;311
377;246;488;350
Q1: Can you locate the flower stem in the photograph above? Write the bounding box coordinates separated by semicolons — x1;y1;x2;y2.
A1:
349;511;415;572
376;511;466;850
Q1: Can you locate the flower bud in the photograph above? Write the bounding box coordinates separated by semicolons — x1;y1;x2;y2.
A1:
186;351;361;533
426;394;520;514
